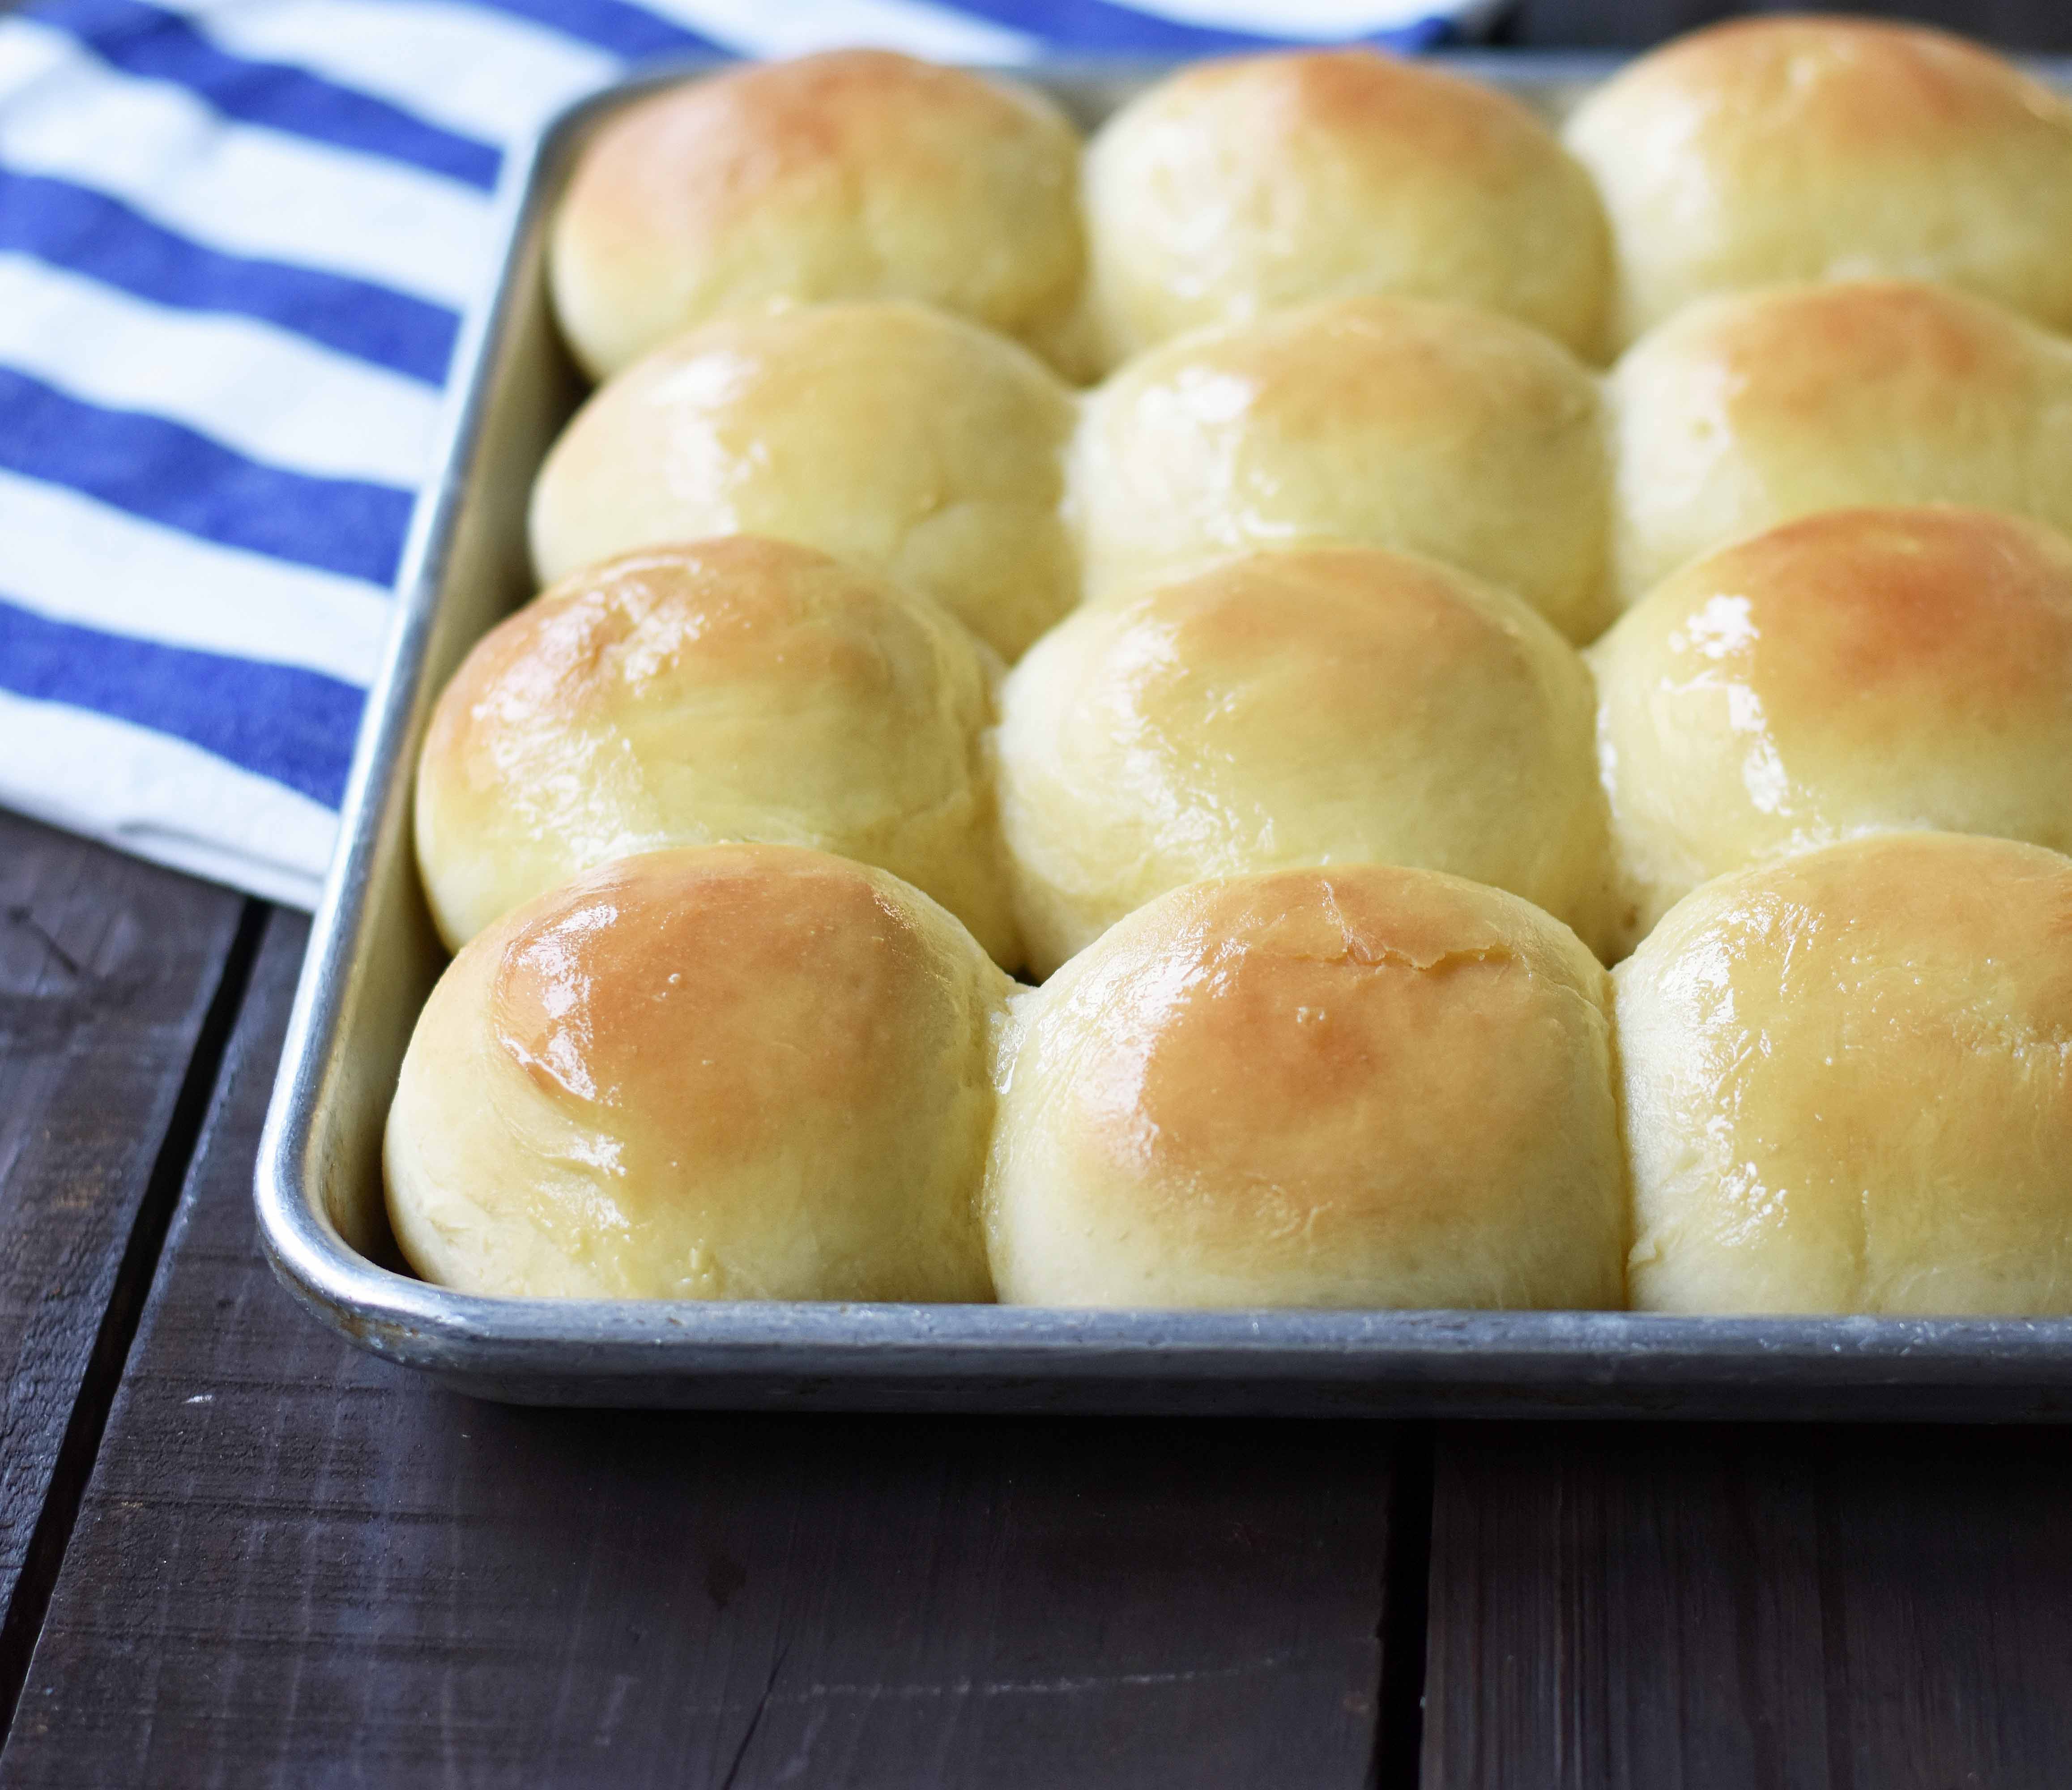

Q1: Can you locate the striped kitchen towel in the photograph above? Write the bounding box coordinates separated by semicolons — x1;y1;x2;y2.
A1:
0;0;1493;908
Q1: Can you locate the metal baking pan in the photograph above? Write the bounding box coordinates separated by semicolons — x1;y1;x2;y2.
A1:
255;55;2072;1419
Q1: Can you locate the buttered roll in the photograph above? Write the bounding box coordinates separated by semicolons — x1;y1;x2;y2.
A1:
1566;16;2072;352
530;302;1080;662
1617;833;2072;1315
985;865;1627;1310
550;52;1090;382
1609;280;2072;606
415;537;1019;965
1592;507;2072;946
1073;296;1612;641
1083;49;1610;367
386;844;1010;1302
995;546;1616;977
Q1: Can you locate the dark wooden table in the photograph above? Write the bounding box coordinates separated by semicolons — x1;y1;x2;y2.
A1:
5;8;2072;1784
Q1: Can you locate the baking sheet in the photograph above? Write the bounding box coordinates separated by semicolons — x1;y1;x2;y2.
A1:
253;55;2072;1419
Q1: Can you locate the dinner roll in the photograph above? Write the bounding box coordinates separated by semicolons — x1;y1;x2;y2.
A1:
1566;16;2072;352
1609;280;2072;605
985;866;1626;1310
550;52;1090;382
1084;49;1609;366
385;844;1009;1302
1618;833;2072;1315
996;546;1616;977
414;537;1018;965
530;302;1079;661
1593;507;2072;946
1073;296;1611;641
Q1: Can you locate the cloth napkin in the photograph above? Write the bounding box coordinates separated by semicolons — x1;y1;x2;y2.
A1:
0;0;1486;908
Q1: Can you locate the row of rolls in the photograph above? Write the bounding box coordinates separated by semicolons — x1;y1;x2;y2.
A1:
550;16;2072;383
391;831;2072;1316
532;270;2072;668
388;16;2072;1316
426;506;2072;980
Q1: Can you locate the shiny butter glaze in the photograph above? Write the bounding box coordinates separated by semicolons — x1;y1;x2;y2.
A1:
415;537;1018;963
997;545;1616;976
530;301;1080;662
1567;16;2072;350
386;844;1008;1301
1608;279;2072;605
1084;48;1609;366
1074;294;1612;642
1617;832;2072;1315
1592;506;2072;946
986;865;1626;1310
551;51;1089;380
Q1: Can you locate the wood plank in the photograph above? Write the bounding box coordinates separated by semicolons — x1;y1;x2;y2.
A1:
1420;1422;2072;1790
1501;0;2072;51
2;909;1409;1790
0;810;253;1711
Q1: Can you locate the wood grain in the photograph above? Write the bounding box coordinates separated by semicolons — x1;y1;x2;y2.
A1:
0;811;252;1708
1421;1422;2072;1790
2;911;1408;1790
1502;0;2072;50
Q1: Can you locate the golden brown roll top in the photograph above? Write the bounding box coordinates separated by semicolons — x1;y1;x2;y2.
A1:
1592;507;2072;946
550;52;1090;381
1074;295;1612;641
1566;16;2072;352
414;537;1019;965
385;844;1012;1302
1608;280;2072;606
529;301;1080;662
1083;49;1610;367
995;546;1617;977
985;865;1627;1310
1616;833;2072;1315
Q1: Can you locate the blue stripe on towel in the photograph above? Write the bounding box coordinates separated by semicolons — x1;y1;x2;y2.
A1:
0;169;459;383
0;593;363;806
30;0;506;190
0;367;415;586
932;0;1452;53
